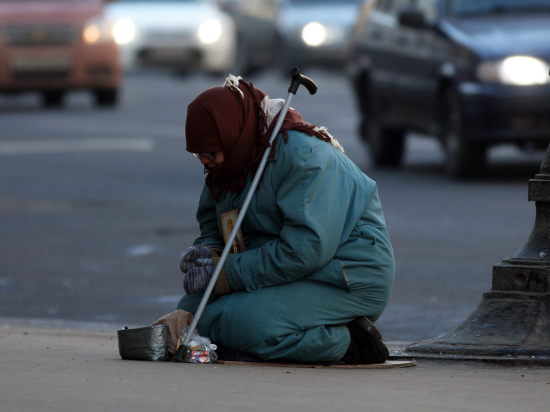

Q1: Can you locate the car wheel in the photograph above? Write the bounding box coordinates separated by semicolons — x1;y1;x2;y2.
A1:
94;88;118;108
232;35;252;77
442;88;486;179
366;95;405;168
174;69;190;77
354;73;371;144
41;90;65;108
277;39;296;77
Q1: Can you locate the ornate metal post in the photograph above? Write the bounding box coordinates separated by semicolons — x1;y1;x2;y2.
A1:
403;145;550;363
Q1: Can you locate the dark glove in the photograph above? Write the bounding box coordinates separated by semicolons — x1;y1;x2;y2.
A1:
180;245;232;296
180;245;214;295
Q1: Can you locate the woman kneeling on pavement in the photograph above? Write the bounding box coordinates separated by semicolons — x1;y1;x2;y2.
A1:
177;75;395;364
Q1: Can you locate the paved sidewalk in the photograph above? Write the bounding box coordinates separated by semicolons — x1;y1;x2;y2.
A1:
1;320;549;412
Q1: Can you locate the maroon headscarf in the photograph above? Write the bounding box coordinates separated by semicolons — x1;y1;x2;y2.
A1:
185;77;333;202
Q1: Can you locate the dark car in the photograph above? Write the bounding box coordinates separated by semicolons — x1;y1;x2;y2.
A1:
277;0;363;74
222;0;363;77
222;0;282;76
348;0;550;178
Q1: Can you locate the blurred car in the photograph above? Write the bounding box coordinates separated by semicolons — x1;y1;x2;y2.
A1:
277;0;363;74
0;0;121;108
348;0;550;178
106;0;237;75
218;0;281;76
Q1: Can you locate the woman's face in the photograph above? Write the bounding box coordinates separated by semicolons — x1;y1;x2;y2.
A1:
200;150;225;170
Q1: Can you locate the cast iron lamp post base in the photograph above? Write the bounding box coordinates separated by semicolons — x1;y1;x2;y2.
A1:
401;145;550;364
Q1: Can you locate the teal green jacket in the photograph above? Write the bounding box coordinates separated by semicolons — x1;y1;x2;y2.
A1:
193;130;394;319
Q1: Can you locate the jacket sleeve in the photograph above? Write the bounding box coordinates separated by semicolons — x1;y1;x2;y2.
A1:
224;137;362;293
193;184;225;249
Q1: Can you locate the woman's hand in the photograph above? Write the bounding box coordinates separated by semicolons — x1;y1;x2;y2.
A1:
180;245;215;295
180;245;232;295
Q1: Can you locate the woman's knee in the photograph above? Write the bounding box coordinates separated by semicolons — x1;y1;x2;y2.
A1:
176;292;219;314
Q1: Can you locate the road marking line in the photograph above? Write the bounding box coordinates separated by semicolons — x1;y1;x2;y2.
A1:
14;118;185;137
127;244;161;257
0;137;155;155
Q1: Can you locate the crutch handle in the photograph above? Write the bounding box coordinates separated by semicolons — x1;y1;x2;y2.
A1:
288;67;317;95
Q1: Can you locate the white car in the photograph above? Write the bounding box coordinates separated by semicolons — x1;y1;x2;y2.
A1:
105;0;236;75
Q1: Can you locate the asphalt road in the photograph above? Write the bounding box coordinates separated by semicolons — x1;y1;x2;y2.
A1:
0;68;546;343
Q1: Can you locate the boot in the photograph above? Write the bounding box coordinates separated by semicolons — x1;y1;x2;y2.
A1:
342;317;389;365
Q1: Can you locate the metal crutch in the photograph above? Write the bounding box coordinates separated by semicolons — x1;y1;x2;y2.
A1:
175;67;318;361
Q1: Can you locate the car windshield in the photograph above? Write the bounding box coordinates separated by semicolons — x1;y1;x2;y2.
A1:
448;0;550;17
